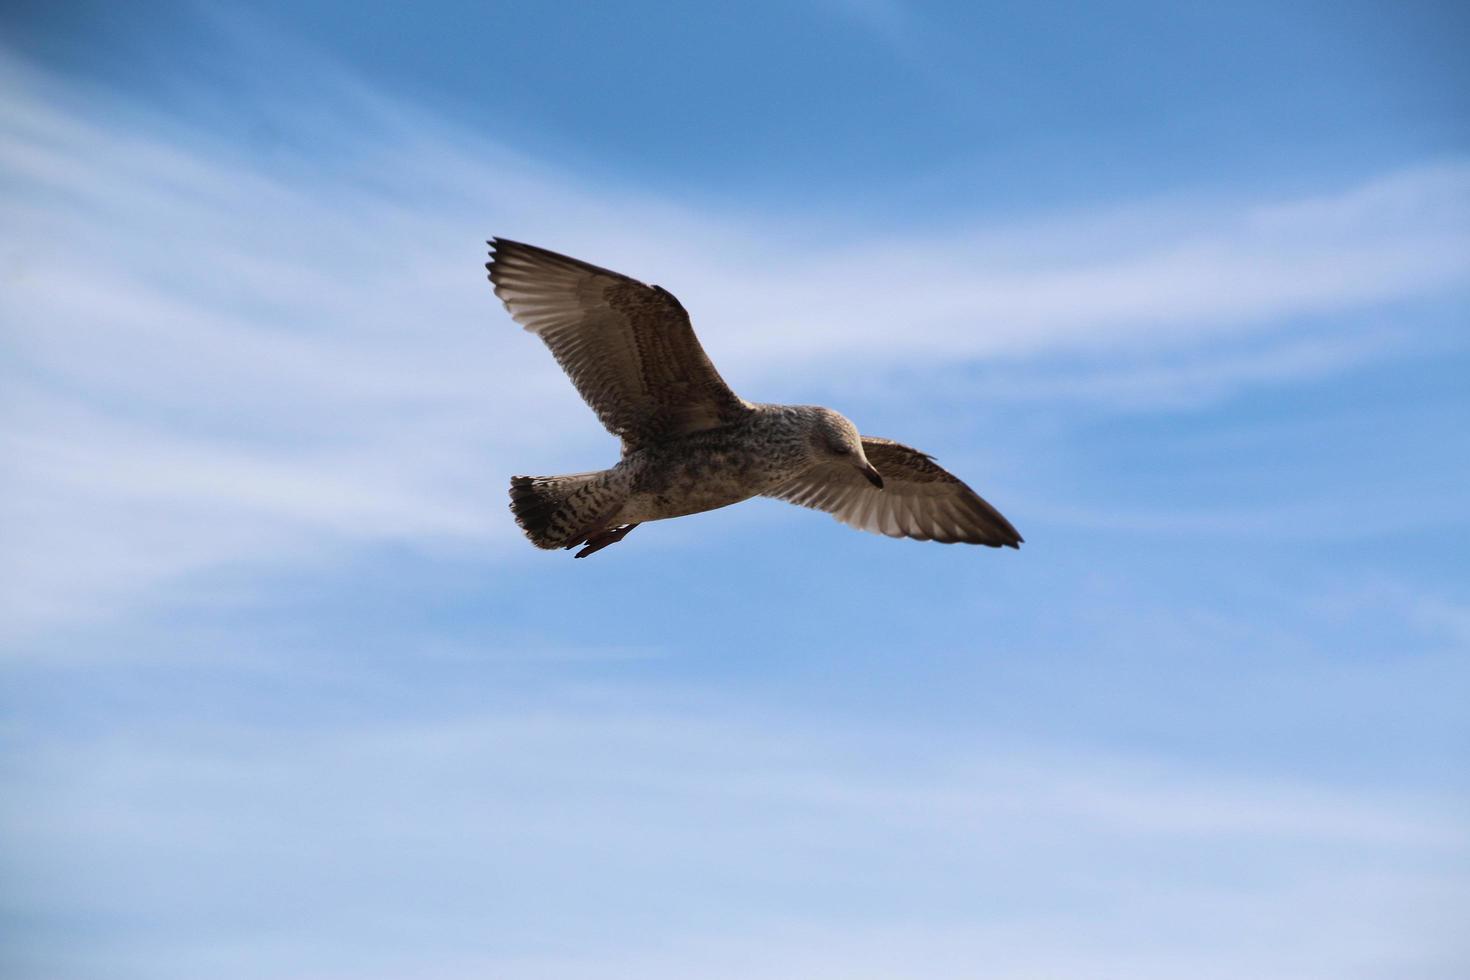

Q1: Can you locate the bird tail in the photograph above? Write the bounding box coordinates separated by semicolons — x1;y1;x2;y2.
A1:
508;472;608;549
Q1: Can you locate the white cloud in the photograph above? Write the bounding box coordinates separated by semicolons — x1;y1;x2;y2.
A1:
2;45;1467;638
5;700;1465;979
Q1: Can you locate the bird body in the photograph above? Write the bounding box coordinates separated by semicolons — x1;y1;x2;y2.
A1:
616;406;816;523
487;238;1022;557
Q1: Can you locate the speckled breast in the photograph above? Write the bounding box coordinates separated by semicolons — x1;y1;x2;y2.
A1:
617;427;803;523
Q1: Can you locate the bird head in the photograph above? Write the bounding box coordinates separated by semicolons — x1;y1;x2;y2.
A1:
808;408;883;489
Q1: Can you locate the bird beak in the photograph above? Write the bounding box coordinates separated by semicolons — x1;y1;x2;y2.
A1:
861;462;884;489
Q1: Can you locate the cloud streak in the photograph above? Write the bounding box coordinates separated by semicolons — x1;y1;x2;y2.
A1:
5;696;1465;980
2;43;1467;638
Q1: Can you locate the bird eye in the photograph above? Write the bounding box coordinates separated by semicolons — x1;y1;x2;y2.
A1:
831;445;851;456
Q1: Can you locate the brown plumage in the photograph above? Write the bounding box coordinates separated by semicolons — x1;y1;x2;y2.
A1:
767;437;1021;546
488;239;751;452
487;238;1022;556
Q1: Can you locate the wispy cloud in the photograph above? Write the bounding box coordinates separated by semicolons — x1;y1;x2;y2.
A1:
4;698;1464;979
2;42;1466;638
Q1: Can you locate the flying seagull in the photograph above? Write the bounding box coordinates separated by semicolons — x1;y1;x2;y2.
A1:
486;238;1022;558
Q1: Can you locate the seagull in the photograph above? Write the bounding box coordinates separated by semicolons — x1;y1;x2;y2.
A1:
486;238;1022;558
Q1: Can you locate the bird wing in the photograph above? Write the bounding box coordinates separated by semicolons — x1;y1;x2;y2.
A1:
765;437;1022;547
487;238;752;451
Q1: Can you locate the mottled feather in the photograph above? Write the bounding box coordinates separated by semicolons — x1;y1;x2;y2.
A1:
489;239;1023;556
765;437;1022;547
487;238;751;451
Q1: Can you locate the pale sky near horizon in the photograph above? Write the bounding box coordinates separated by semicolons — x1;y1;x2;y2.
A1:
2;3;1468;978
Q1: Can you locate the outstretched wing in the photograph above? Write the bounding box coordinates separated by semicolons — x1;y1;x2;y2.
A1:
487;238;751;450
766;437;1022;547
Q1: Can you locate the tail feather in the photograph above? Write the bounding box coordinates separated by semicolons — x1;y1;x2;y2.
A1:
508;472;606;549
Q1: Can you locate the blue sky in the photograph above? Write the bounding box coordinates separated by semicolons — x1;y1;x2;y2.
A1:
2;2;1468;977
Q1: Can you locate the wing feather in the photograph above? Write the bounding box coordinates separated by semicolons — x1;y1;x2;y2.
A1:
487;238;751;449
765;437;1022;548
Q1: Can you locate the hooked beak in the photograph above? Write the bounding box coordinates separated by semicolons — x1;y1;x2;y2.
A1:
860;461;884;489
